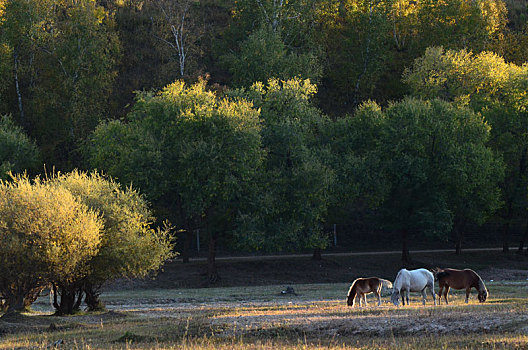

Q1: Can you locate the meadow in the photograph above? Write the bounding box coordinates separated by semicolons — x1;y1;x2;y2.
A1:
1;251;528;349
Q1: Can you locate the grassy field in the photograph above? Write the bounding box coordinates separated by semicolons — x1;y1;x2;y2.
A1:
1;251;528;349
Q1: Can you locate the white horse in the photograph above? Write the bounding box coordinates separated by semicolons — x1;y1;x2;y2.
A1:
391;268;436;306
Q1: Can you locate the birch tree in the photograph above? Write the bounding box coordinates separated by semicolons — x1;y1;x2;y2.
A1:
151;0;201;78
0;0;119;167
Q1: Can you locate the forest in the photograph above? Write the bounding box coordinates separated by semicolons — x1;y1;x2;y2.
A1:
1;0;528;288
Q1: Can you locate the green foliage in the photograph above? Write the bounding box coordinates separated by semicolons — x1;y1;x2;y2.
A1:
402;47;527;108
320;101;390;223
0;0;120;167
230;78;333;251
0;174;102;312
221;26;322;87
0;114;39;179
355;98;502;242
411;0;506;52
90;79;264;245
222;0;322;89
316;0;393;108
48;170;174;312
315;0;507;113
49;170;174;283
403;47;528;249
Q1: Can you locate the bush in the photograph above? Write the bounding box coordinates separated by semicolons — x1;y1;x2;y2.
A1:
0;175;102;313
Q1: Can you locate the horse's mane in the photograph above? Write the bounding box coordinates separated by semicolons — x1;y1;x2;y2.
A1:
393;269;407;290
347;278;360;298
477;278;487;292
436;271;450;280
474;272;488;294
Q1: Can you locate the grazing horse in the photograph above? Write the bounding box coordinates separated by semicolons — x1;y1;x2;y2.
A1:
391;268;436;306
347;277;393;307
435;268;488;304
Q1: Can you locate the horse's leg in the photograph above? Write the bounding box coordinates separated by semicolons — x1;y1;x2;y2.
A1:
429;283;436;306
432;287;436;306
438;285;444;305
401;291;405;306
406;289;410;306
465;288;471;303
444;286;450;305
376;290;381;306
364;293;368;307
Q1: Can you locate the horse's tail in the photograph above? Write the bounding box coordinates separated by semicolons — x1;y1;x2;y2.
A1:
379;279;393;289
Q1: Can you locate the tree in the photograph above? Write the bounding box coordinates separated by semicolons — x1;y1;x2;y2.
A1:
221;0;322;88
0;114;39;179
314;0;507;114
221;26;322;88
230;78;333;259
0;175;102;313
316;0;392;111
355;98;502;263
47;170;174;314
89;80;263;283
319;101;390;229
0;0;120;167
150;0;202;78
403;47;528;253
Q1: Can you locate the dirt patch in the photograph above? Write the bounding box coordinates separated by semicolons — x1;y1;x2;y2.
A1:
210;306;528;339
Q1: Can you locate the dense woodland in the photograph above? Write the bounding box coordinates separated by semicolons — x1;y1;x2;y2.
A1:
1;0;528;288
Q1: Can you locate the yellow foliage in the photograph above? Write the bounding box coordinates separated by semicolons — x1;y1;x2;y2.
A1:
0;175;102;287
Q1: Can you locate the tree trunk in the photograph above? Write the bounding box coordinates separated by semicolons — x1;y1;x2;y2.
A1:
13;48;25;126
207;235;219;284
2;282;42;314
312;248;322;260
517;220;528;254
454;218;467;255
53;284;82;315
181;229;192;263
502;199;514;253
502;221;510;253
401;228;410;265
2;292;26;314
84;283;105;311
23;286;44;310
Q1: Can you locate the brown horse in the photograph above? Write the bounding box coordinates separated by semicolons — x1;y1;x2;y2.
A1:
435;268;488;304
347;277;393;307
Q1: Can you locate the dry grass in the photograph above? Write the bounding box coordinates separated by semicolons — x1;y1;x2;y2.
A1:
1;281;528;349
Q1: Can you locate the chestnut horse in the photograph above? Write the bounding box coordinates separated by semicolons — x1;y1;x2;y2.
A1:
435;268;488;304
347;277;393;307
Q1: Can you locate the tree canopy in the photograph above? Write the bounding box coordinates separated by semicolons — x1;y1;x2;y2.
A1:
404;47;528;252
0;114;39;179
0;175;102;313
353;98;503;262
48;170;174;314
90;80;263;282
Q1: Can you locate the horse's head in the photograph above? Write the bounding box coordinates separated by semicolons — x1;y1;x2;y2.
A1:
346;293;354;306
390;290;400;306
477;278;488;302
478;289;488;303
432;267;444;281
346;284;355;306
